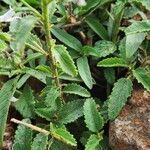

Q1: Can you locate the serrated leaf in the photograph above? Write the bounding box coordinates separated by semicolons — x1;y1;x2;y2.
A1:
35;108;55;121
14;85;35;118
51;127;77;146
0;57;13;69
85;134;102;150
78;0;111;15
0;39;7;52
85;16;109;40
36;65;52;74
0;79;17;145
80;131;91;146
126;32;146;58
82;40;117;58
51;27;82;51
119;38;126;59
53;45;77;76
26;34;47;55
133;67;150;91
22;67;49;84
58;100;84;124
17;74;30;89
59;73;82;82
13;119;33;150
124;21;150;35
63;83;91;97
0;32;11;41
77;57;93;89
82;46;98;57
50;140;69;150
135;0;150;10
104;68;115;85
10;16;37;51
83;98;104;132
23;53;43;65
3;0;16;6
45;87;60;109
94;40;117;58
78;0;100;15
31;133;48;150
108;1;125;41
123;6;139;18
24;0;39;5
49;0;57;20
108;78;133;120
97;57;130;68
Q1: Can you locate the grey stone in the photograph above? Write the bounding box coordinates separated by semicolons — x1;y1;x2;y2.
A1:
109;88;150;150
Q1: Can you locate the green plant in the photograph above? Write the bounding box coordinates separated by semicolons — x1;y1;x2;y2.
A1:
0;0;150;149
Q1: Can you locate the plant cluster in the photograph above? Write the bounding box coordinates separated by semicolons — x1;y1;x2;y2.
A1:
0;0;149;149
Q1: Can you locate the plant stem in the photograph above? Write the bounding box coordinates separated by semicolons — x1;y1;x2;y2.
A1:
11;118;73;147
11;118;50;135
42;0;64;102
21;0;43;19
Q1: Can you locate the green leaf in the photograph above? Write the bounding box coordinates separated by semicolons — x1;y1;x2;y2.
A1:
36;65;51;74
78;0;100;15
0;79;17;145
53;45;77;76
104;68;115;85
85;16;109;40
22;67;49;84
0;57;13;69
78;0;111;15
31;133;48;150
82;40;117;58
119;38;126;59
10;16;37;51
97;57;130;68
58;100;84;124
2;0;16;6
94;40;117;58
108;1;125;41
24;0;39;5
25;53;43;64
80;131;91;146
126;32;146;58
0;32;11;41
13;119;33;150
45;87;60;109
135;0;150;10
51;27;82;51
17;74;30;89
26;34;47;55
124;21;150;35
108;78;133;120
59;73;82;82
14;85;35;118
0;39;7;52
133;67;150;91
123;5;139;18
83;98;104;132
63;83;91;97
85;134;102;150
48;0;57;20
82;46;98;57
35;108;55;121
51;127;77;146
77;57;93;89
50;140;69;150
